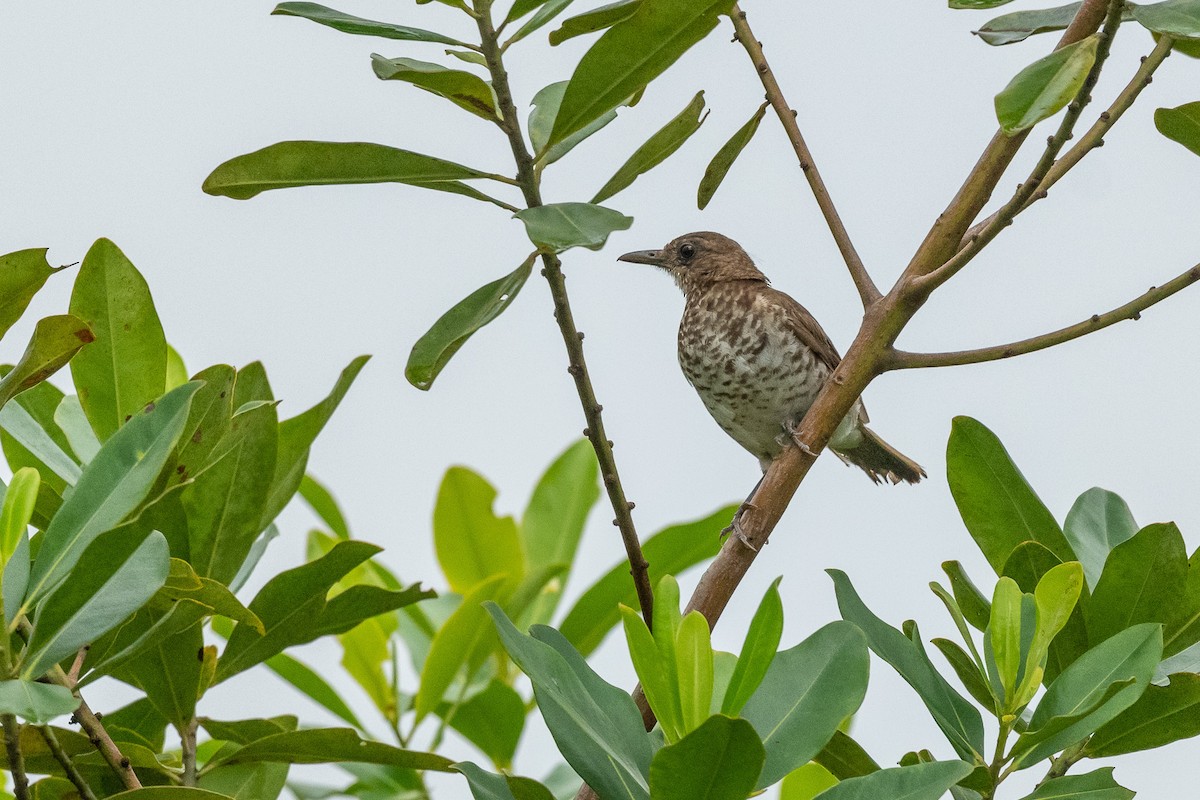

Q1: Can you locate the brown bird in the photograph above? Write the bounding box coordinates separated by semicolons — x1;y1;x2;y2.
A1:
619;231;924;485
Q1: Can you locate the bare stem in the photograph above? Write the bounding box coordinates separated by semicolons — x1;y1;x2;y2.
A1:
729;4;880;309
38;725;99;800
472;0;655;626
181;718;199;786
2;714;29;800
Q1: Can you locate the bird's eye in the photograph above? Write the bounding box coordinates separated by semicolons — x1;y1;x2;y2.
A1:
679;243;696;261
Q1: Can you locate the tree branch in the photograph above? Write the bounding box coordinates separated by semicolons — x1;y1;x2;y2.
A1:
38;725;99;800
729;4;881;309
472;0;655;626
2;714;29;800
181;718;199;786
891;262;1200;369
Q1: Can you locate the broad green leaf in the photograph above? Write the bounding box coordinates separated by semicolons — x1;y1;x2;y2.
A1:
1165;548;1200;655
813;731;880;780
1011;624;1162;767
203;141;510;207
1131;0;1200;37
339;616;394;724
812;761;975;800
0;381;81;489
229;524;279;594
507;0;554;23
1002;542;1089;685
932;638;995;710
102;698;168;752
1155;102;1200;156
200;716;296;744
415;575;509;722
455;762;557;800
54;395;100;464
69;238;167;441
106;790;233;800
440;680;526;769
674;611;713;734
0;467;38;564
78;598;209;687
173;364;235;486
547;0;734;147
371;56;499;121
951;0;1015;8
0;249;61;341
1017;767;1133;800
165;345;187;390
942;561;991;631
946;417;1073;573
0;681;78;725
506;0;577;46
989;577;1025;702
648;716;764;799
406;256;534;390
698;101;768;210
1063;488;1138;590
488;605;653;800
528;81;619;165
995;36;1099;133
561;504;734;654
549;0;641;45
199;762;288;800
272;2;468;45
116;617;204;729
1086;672;1200;756
0;316;93;411
975;2;1081;45
781;763;838;800
514;203;632;252
1017;562;1085;704
829;569;984;760
208;728;454;771
652;574;682;689
434;466;524;594
591;91;706;204
621;605;682;740
23;530;169;679
300;474;350;539
1087;523;1187;645
742;622;870;789
160;559;263;631
24;381;200;606
2;530;30;630
263;651;363;729
722;577;783;715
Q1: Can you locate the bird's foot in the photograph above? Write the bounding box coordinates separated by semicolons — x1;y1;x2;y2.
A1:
720;502;762;552
782;420;817;456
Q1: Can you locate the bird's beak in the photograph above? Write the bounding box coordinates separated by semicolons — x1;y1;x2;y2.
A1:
617;249;664;266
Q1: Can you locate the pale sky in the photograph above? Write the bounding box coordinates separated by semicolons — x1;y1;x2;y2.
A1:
3;2;1199;797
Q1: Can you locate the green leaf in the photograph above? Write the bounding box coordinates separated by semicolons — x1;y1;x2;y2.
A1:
995;35;1099;134
561;504;734;654
406;255;534;390
591;91;706;204
547;0;733;147
0;316;93;411
1155;102;1200;156
1165;548;1200;655
1131;0;1200;37
0;467;38;565
24;381;200;606
69;239;167;441
441;680;526;769
1017;561;1085;705
106;790;234;800
1087;523;1188;645
528;82;619;165
0;249;62;341
55;395;100;464
621;605;682;740
263;652;363;729
199;762;288;800
514;202;632;253
433;466;524;595
173;364;235;486
507;0;555;23
781;763;838;800
1017;767;1133;800
161;559;263;632
1011;623;1162;767
648;716;764;799
0;681;78;725
975;2;1081;45
371;56;500;121
202;141;508;205
0;379;81;489
299;474;351;540
339;616;395;724
488;606;653;800
209;728;454;771
951;0;1015;8
1086;672;1200;756
942;561;991;631
455;762;557;800
813;731;880;780
272;2;468;45
1063;488;1138;589
23;530;169;679
946;417;1074;574
674;611;713;734
116;618;204;729
698;101;768;210
1002;542;1089;685
721;577;783;715
989;577;1025;703
506;0;577;46
814;761;974;800
829;569;984;760
932;638;995;710
549;0;641;45
742;621;870;789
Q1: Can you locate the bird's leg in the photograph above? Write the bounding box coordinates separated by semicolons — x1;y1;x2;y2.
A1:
721;475;765;551
781;418;818;457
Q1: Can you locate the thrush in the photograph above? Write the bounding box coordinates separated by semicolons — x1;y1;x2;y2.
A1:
618;231;924;485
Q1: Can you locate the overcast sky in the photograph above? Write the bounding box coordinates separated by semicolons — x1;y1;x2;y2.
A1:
3;2;1200;797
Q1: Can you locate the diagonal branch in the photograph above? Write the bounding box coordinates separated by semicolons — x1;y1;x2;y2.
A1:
729;4;881;309
38;725;99;800
890;262;1200;369
2;714;29;800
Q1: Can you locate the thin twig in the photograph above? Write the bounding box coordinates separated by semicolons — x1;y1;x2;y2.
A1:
917;0;1127;293
891;263;1200;369
729;5;880;309
2;714;29;800
181;718;199;786
38;725;99;800
472;0;655;627
67;645;89;686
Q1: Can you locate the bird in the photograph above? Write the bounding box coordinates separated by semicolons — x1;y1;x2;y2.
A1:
618;231;924;489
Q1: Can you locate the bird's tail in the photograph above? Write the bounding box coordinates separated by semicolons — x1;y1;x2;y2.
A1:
833;426;926;485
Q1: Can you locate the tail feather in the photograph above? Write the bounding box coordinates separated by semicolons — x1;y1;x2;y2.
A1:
833;426;925;485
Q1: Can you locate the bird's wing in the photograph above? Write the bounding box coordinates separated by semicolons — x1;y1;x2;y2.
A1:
767;287;843;370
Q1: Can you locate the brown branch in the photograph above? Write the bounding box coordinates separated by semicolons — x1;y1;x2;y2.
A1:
891;263;1200;369
181;718;199;786
729;4;880;309
2;714;29;800
472;0;655;626
38;725;99;800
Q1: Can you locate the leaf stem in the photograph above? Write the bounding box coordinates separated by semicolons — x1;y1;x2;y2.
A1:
471;0;655;628
38;724;99;800
729;4;880;309
2;714;29;800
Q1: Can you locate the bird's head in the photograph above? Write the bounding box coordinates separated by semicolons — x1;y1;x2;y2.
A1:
618;231;768;296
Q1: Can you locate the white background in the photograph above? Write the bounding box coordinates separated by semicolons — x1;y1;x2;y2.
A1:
2;1;1199;797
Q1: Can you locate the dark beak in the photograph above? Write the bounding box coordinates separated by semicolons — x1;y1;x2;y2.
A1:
617;249;664;266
